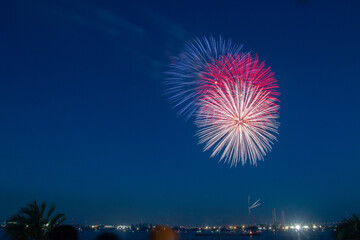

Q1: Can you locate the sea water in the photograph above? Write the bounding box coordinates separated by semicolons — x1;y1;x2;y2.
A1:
0;228;335;240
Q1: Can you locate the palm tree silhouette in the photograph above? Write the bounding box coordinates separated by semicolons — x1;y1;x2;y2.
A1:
5;200;66;240
335;214;360;240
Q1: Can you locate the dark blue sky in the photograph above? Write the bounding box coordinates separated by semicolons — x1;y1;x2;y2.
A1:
1;0;359;226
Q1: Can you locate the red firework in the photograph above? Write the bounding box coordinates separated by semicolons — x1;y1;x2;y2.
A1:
198;53;279;102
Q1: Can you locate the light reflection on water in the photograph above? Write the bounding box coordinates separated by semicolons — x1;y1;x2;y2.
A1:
78;230;334;240
0;229;334;240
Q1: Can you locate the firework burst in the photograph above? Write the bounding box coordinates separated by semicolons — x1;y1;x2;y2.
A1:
166;37;280;167
196;54;279;166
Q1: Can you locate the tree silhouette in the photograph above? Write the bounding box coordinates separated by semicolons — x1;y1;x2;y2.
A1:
335;214;360;240
5;201;65;240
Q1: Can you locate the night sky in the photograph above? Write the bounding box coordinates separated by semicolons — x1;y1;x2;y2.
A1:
1;0;360;226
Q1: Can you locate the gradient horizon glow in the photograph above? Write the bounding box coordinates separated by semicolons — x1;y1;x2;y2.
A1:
2;0;360;224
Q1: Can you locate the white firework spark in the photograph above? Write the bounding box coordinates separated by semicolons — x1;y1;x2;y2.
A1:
196;80;279;167
248;196;261;215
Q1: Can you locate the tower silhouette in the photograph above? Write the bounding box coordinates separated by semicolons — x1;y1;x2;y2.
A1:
272;208;277;228
281;210;285;227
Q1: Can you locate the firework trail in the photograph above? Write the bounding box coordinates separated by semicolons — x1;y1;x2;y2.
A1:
166;36;243;120
166;37;279;166
248;196;261;215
